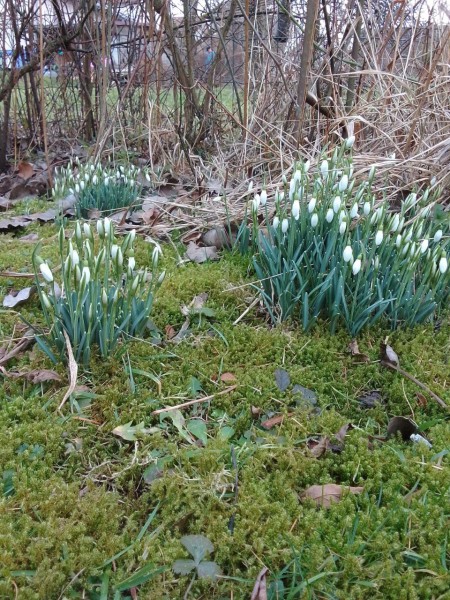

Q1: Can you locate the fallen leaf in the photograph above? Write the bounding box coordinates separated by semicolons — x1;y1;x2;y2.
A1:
185;242;218;263
416;393;427;408
87;208;102;220
348;339;369;362
220;372;237;382
19;232;39;241
275;368;290;392
0;216;31;231
169;318;190;344
387;416;418;440
380;342;399;368
32;209;57;222
17;161;34;180
0;329;35;367
3;286;36;308
251;406;263;417
165;325;176;340
308;436;330;458
113;421;155;441
334;423;353;443
261;413;293;429
300;484;364;508
250;566;269;600
202;227;232;249
358;389;383;409
292;384;317;403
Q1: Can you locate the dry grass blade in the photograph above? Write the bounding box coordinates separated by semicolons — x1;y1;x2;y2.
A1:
58;330;78;411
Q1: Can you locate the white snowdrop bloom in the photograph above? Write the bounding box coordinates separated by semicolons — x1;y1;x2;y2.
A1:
420;239;429;254
311;213;319;228
375;230;383;246
92;175;98;185
368;165;376;182
116;248;123;268
260;189;267;206
104;177;109;186
81;266;91;286
152;244;162;263
83;223;92;239
104;217;111;237
75;183;80;194
339;174;348;192
339;210;346;224
352;258;362;275
308;198;316;213
325;208;334;223
128;257;136;271
339;220;347;235
345;135;355;149
405;229;413;242
145;171;151;182
320;160;329;179
42;292;52;310
248;181;254;193
293;169;302;183
40;263;53;283
273;216;280;229
111;244;119;260
333;196;341;213
390;213;400;232
289;179;296;201
69;188;74;195
90;164;95;172
370;211;379;225
70;249;80;268
80;181;85;190
374;256;379;269
343;246;353;263
129;229;136;245
84;173;90;182
97;220;104;238
120;166;125;173
281;218;289;233
350;203;359;218
439;256;448;274
363;202;371;216
434;229;443;243
303;160;310;172
402;242;410;256
396;234;402;248
430;176;437;186
292;200;300;220
252;195;260;212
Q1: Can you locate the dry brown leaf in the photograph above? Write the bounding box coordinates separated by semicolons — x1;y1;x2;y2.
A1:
58;330;78;410
335;423;353;443
0;368;61;384
165;325;176;340
202;227;232;249
416;392;427;408
250;566;268;600
184;242;218;264
308;436;330;458
348;339;369;362
261;413;294;429
17;161;34;180
380;342;399;368
0;216;31;231
300;484;364;508
3;286;36;308
19;232;39;242
0;329;35;367
220;372;237;382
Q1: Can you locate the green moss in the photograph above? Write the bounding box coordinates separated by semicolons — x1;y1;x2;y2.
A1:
0;221;449;598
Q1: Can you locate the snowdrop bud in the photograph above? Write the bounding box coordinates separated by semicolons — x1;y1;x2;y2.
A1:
81;266;90;286
333;196;341;213
93;174;98;185
363;202;371;216
80;180;85;190
402;242;410;256
248;181;254;193
415;223;423;239
69;188;74;194
145;171;151;182
75;183;80;194
350;203;359;218
75;221;82;244
339;174;348;192
102;289;108;306
104;217;112;239
111;244;119;260
368;165;376;183
252;195;260;212
434;229;443;243
70;249;79;267
370;211;378;225
405;229;413;242
409;242;417;258
345;135;355;149
273;216;280;229
390;213;400;232
320;160;329;179
308;198;317;213
83;222;93;241
375;230;383;246
430;176;437;186
352;258;362;275
420;239;429;254
282;174;287;185
292;200;300;220
281;218;289;233
343;246;353;262
152;244;162;264
131;274;140;293
97;220;104;238
439;255;448;274
260;189;267;206
420;204;431;217
128;257;136;271
84;173;89;182
116;248;123;268
339;210;346;224
90;164;95;172
374;256;379;269
311;213;319;228
157;270;166;285
42;292;52;310
289;179;296;201
293;169;302;183
325;208;334;223
339;220;347;235
40;263;53;283
303;160;310;172
129;229;136;246
396;234;402;248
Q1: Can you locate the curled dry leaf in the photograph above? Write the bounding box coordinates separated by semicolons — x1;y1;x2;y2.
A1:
202;227;233;250
0;329;35;367
348;339;369;362
380;342;399;368
261;413;294;429
250;566;269;600
387;416;418;441
0;367;61;384
3;286;36;308
184;241;218;264
300;484;364;508
220;372;237;382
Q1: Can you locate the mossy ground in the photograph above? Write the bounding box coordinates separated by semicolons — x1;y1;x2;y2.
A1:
0;218;449;600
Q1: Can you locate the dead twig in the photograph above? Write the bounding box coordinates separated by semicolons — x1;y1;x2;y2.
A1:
381;361;447;411
152;385;237;415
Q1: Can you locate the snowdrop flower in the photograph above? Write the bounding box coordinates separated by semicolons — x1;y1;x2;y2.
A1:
343;246;353;263
439;255;448;274
333;196;341;213
102;289;108;306
97;220;104;238
116;248;123;268
308;198;316;213
93;174;98;185
350;203;359;218
129;229;136;246
352;258;362;275
282;173;287;185
303;160;310;172
339;210;346;224
248;181;254;193
111;244;119;260
75;221;82;244
405;229;413;242
320;160;329;179
145;171;151;182
41;292;52;310
70;249;80;267
260;189;267;206
390;213;400;232
374;256;380;269
90;164;95;172
80;181;85;190
396;234;402;248
339;220;347;235
128;257;136;271
131;274;140;293
40;263;53;283
345;135;355;149
292;200;300;220
69;188;74;195
368;165;376;183
375;230;384;246
281;218;289;233
152;243;162;264
434;229;443;243
293;169;302;183
402;242;410;256
83;222;93;240
289;179;296;201
104;217;111;238
81;266;91;286
273;216;280;229
363;202;371;216
339;174;348;192
311;213;319;228
75;183;80;194
252;194;260;212
325;208;334;223
430;176;437;186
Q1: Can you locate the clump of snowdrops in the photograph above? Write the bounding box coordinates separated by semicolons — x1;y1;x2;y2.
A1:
32;218;164;366
246;139;449;336
53;159;151;218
